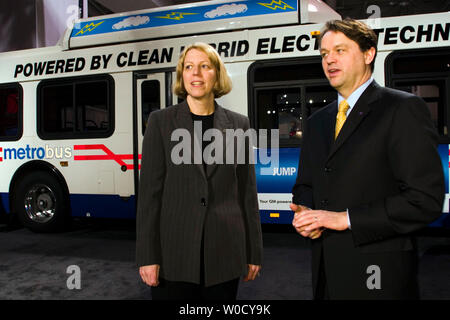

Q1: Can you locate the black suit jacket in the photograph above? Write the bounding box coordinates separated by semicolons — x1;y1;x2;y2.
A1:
136;101;263;287
292;81;444;299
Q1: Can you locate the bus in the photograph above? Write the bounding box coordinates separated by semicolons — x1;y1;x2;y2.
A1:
0;0;449;232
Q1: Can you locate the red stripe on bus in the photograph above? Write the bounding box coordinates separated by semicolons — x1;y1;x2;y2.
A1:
73;144;142;170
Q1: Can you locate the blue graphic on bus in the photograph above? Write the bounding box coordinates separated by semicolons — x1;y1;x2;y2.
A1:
438;144;449;194
255;147;300;193
71;0;298;38
256;145;450;226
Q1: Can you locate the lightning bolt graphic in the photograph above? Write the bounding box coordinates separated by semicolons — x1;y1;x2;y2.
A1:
156;12;198;21
258;0;295;11
74;21;105;36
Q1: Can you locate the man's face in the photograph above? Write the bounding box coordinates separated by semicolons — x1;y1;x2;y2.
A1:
320;31;374;98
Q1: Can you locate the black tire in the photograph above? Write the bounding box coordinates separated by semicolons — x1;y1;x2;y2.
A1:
13;171;70;233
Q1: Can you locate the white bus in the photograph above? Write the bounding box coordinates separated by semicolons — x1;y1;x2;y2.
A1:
0;0;449;232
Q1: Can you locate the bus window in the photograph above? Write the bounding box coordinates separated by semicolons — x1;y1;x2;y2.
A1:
256;87;303;141
38;75;114;140
41;84;73;134
305;86;337;117
141;80;161;135
254;84;334;146
392;54;449;75
394;81;446;136
0;85;22;140
254;62;325;82
76;81;110;132
249;59;334;146
386;49;450;141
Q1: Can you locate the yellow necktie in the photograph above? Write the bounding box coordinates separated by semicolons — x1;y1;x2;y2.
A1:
335;100;350;139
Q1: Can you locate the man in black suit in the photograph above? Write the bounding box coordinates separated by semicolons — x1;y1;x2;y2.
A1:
291;19;445;299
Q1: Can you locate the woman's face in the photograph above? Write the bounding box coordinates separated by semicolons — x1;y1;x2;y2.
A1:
182;48;217;101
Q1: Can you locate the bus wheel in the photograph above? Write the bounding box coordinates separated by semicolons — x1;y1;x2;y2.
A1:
14;172;70;233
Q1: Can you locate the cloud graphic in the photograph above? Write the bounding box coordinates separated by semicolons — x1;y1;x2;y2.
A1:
204;4;248;19
112;15;150;30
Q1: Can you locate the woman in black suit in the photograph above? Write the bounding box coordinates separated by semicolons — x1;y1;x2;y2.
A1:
136;42;263;300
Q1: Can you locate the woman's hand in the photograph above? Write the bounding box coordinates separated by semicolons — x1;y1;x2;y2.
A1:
243;264;261;282
139;264;160;287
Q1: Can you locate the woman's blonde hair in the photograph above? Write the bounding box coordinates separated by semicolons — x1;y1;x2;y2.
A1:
173;42;232;99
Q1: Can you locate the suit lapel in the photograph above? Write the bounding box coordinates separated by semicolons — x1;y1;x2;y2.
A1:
327;82;380;162
205;103;233;178
323;101;338;154
174;101;206;179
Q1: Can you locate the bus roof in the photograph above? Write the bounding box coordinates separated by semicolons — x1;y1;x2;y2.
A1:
1;8;448;84
64;0;340;50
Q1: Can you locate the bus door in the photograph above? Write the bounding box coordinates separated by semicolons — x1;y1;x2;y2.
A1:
134;72;167;201
249;59;336;224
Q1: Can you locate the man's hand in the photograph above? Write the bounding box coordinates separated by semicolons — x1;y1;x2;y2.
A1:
291;203;324;239
139;264;160;287
293;209;349;234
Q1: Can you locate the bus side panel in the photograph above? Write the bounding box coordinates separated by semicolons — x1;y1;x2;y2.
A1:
0;193;10;215
430;144;450;227
438;144;449;199
256;145;450;226
70;194;136;219
255;147;300;224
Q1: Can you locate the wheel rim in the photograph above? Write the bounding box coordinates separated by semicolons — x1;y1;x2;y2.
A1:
24;185;56;224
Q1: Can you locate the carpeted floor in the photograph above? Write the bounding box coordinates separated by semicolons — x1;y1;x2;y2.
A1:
0;222;449;300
